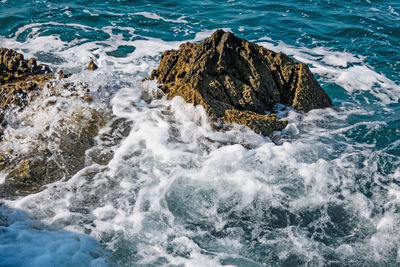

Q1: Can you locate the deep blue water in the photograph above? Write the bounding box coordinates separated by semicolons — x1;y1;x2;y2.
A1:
0;0;399;266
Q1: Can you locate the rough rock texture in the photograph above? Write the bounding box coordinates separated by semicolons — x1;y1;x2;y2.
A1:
148;30;332;135
0;74;53;111
57;70;72;80
0;107;108;197
222;109;288;136
0;48;53;112
0;48;111;197
0;48;51;81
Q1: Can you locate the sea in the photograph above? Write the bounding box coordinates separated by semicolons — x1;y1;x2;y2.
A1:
0;0;399;266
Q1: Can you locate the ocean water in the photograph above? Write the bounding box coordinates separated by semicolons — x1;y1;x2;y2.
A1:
0;0;400;266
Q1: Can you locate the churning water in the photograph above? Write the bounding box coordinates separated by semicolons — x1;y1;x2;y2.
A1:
0;0;399;266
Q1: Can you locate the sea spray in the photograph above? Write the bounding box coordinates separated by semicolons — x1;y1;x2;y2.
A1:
0;0;399;265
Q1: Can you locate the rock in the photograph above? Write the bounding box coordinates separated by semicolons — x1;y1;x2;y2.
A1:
0;48;53;111
222;109;288;136
148;30;332;135
57;70;72;80
0;48;51;82
0;105;109;197
0;74;53;111
0;48;54;142
0;48;111;197
87;60;98;71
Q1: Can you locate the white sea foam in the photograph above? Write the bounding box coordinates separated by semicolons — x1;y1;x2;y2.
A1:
83;9;100;17
4;76;398;264
8;23;396;107
1;23;183;75
0;25;399;266
0;206;106;266
388;6;399;17
0;172;5;184
134;12;188;24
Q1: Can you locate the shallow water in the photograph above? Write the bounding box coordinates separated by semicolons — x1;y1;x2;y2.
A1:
0;0;399;266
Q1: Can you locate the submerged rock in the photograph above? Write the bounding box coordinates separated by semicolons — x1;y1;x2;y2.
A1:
148;30;332;135
0;107;108;197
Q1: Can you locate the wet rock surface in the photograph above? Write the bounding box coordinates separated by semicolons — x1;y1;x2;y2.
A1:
0;106;109;197
0;31;333;196
1;48;54;137
0;48;114;197
148;30;332;135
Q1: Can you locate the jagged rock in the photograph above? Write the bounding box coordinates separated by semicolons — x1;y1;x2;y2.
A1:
0;48;112;197
87;60;98;71
0;74;53;111
0;48;53;113
148;30;332;135
0;48;51;82
0;48;54;144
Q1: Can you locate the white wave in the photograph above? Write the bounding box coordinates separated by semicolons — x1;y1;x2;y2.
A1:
1;23;184;75
0;172;5;184
388;5;399;17
4;22;398;105
134;12;188;24
2;74;398;265
83;9;100;17
1;25;400;265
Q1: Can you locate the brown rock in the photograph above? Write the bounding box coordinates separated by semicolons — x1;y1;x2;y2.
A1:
148;30;332;135
0;48;54;112
0;48;51;83
0;106;109;197
57;70;72;80
0;74;54;111
0;49;112;197
0;48;55;144
223;109;288;136
87;60;98;71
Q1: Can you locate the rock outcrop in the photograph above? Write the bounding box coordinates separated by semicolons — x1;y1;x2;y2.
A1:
0;48;111;197
148;30;332;135
0;48;53;116
0;48;51;80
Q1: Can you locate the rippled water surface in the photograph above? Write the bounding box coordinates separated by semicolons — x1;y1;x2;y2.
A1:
0;0;399;266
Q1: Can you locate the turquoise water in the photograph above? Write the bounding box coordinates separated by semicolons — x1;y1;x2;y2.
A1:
0;0;399;266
